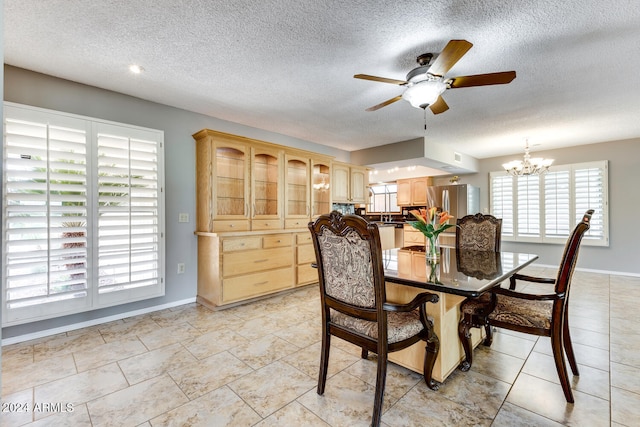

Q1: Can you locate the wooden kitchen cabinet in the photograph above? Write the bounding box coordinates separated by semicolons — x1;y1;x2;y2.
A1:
397;179;412;206
403;223;426;246
332;161;368;204
397;177;432;206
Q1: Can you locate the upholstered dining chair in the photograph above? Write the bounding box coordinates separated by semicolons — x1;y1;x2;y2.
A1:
455;212;503;251
456;213;502;370
308;211;440;427
461;210;593;403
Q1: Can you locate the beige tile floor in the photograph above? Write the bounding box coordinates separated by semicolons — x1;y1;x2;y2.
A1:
2;266;640;426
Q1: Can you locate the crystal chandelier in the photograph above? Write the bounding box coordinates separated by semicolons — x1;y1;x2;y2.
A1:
502;139;553;176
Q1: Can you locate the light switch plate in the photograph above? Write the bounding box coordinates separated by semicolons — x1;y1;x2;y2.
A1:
178;213;189;223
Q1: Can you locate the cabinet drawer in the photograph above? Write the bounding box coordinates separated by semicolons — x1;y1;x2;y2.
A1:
296;232;312;245
263;234;292;248
223;246;293;277
223;267;294;302
297;263;318;285
285;218;309;229
212;220;250;232
404;231;425;245
297;244;316;264
222;237;262;252
252;219;282;231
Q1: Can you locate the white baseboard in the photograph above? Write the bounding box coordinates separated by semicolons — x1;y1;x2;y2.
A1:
1;297;197;347
532;265;640;278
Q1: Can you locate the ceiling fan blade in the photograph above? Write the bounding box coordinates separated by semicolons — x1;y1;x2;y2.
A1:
365;95;403;111
448;71;516;88
429;96;449;114
427;39;473;77
354;74;407;85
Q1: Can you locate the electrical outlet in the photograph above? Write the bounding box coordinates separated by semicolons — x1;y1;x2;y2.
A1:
177;263;185;274
178;213;189;223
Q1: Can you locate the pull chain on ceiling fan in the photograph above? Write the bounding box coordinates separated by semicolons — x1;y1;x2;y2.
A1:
354;39;516;114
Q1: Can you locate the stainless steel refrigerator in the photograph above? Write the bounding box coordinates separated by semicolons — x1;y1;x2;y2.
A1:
426;184;480;248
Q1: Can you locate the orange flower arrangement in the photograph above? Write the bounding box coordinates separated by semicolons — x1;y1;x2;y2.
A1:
408;207;456;239
408;207;456;260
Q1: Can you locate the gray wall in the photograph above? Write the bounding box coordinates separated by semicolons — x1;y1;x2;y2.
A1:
449;139;640;275
2;65;349;339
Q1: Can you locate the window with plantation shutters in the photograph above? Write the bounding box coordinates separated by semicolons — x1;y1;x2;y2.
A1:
2;103;165;326
490;160;608;246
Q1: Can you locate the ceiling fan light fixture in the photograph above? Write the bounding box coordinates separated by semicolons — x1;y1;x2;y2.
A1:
402;80;447;109
503;139;554;176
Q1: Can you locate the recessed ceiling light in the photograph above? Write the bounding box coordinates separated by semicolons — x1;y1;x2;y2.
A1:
129;64;144;74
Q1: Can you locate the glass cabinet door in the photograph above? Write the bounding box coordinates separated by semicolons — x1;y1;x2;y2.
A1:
215;145;248;218
252;149;281;218
312;161;331;217
286;155;310;218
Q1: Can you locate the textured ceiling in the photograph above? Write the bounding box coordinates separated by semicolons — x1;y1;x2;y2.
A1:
5;0;640;160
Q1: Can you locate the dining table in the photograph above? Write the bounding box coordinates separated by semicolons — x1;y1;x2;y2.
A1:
381;245;538;383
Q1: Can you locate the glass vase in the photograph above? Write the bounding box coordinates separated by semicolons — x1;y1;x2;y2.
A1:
426;234;440;261
426;258;441;284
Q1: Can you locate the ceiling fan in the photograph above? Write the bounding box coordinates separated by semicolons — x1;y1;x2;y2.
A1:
355;39;516;114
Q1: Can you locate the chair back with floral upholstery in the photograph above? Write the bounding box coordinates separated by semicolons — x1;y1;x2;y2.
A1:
456;213;502;252
309;211;385;324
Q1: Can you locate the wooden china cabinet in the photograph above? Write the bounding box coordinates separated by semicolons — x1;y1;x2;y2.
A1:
193;129;338;308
